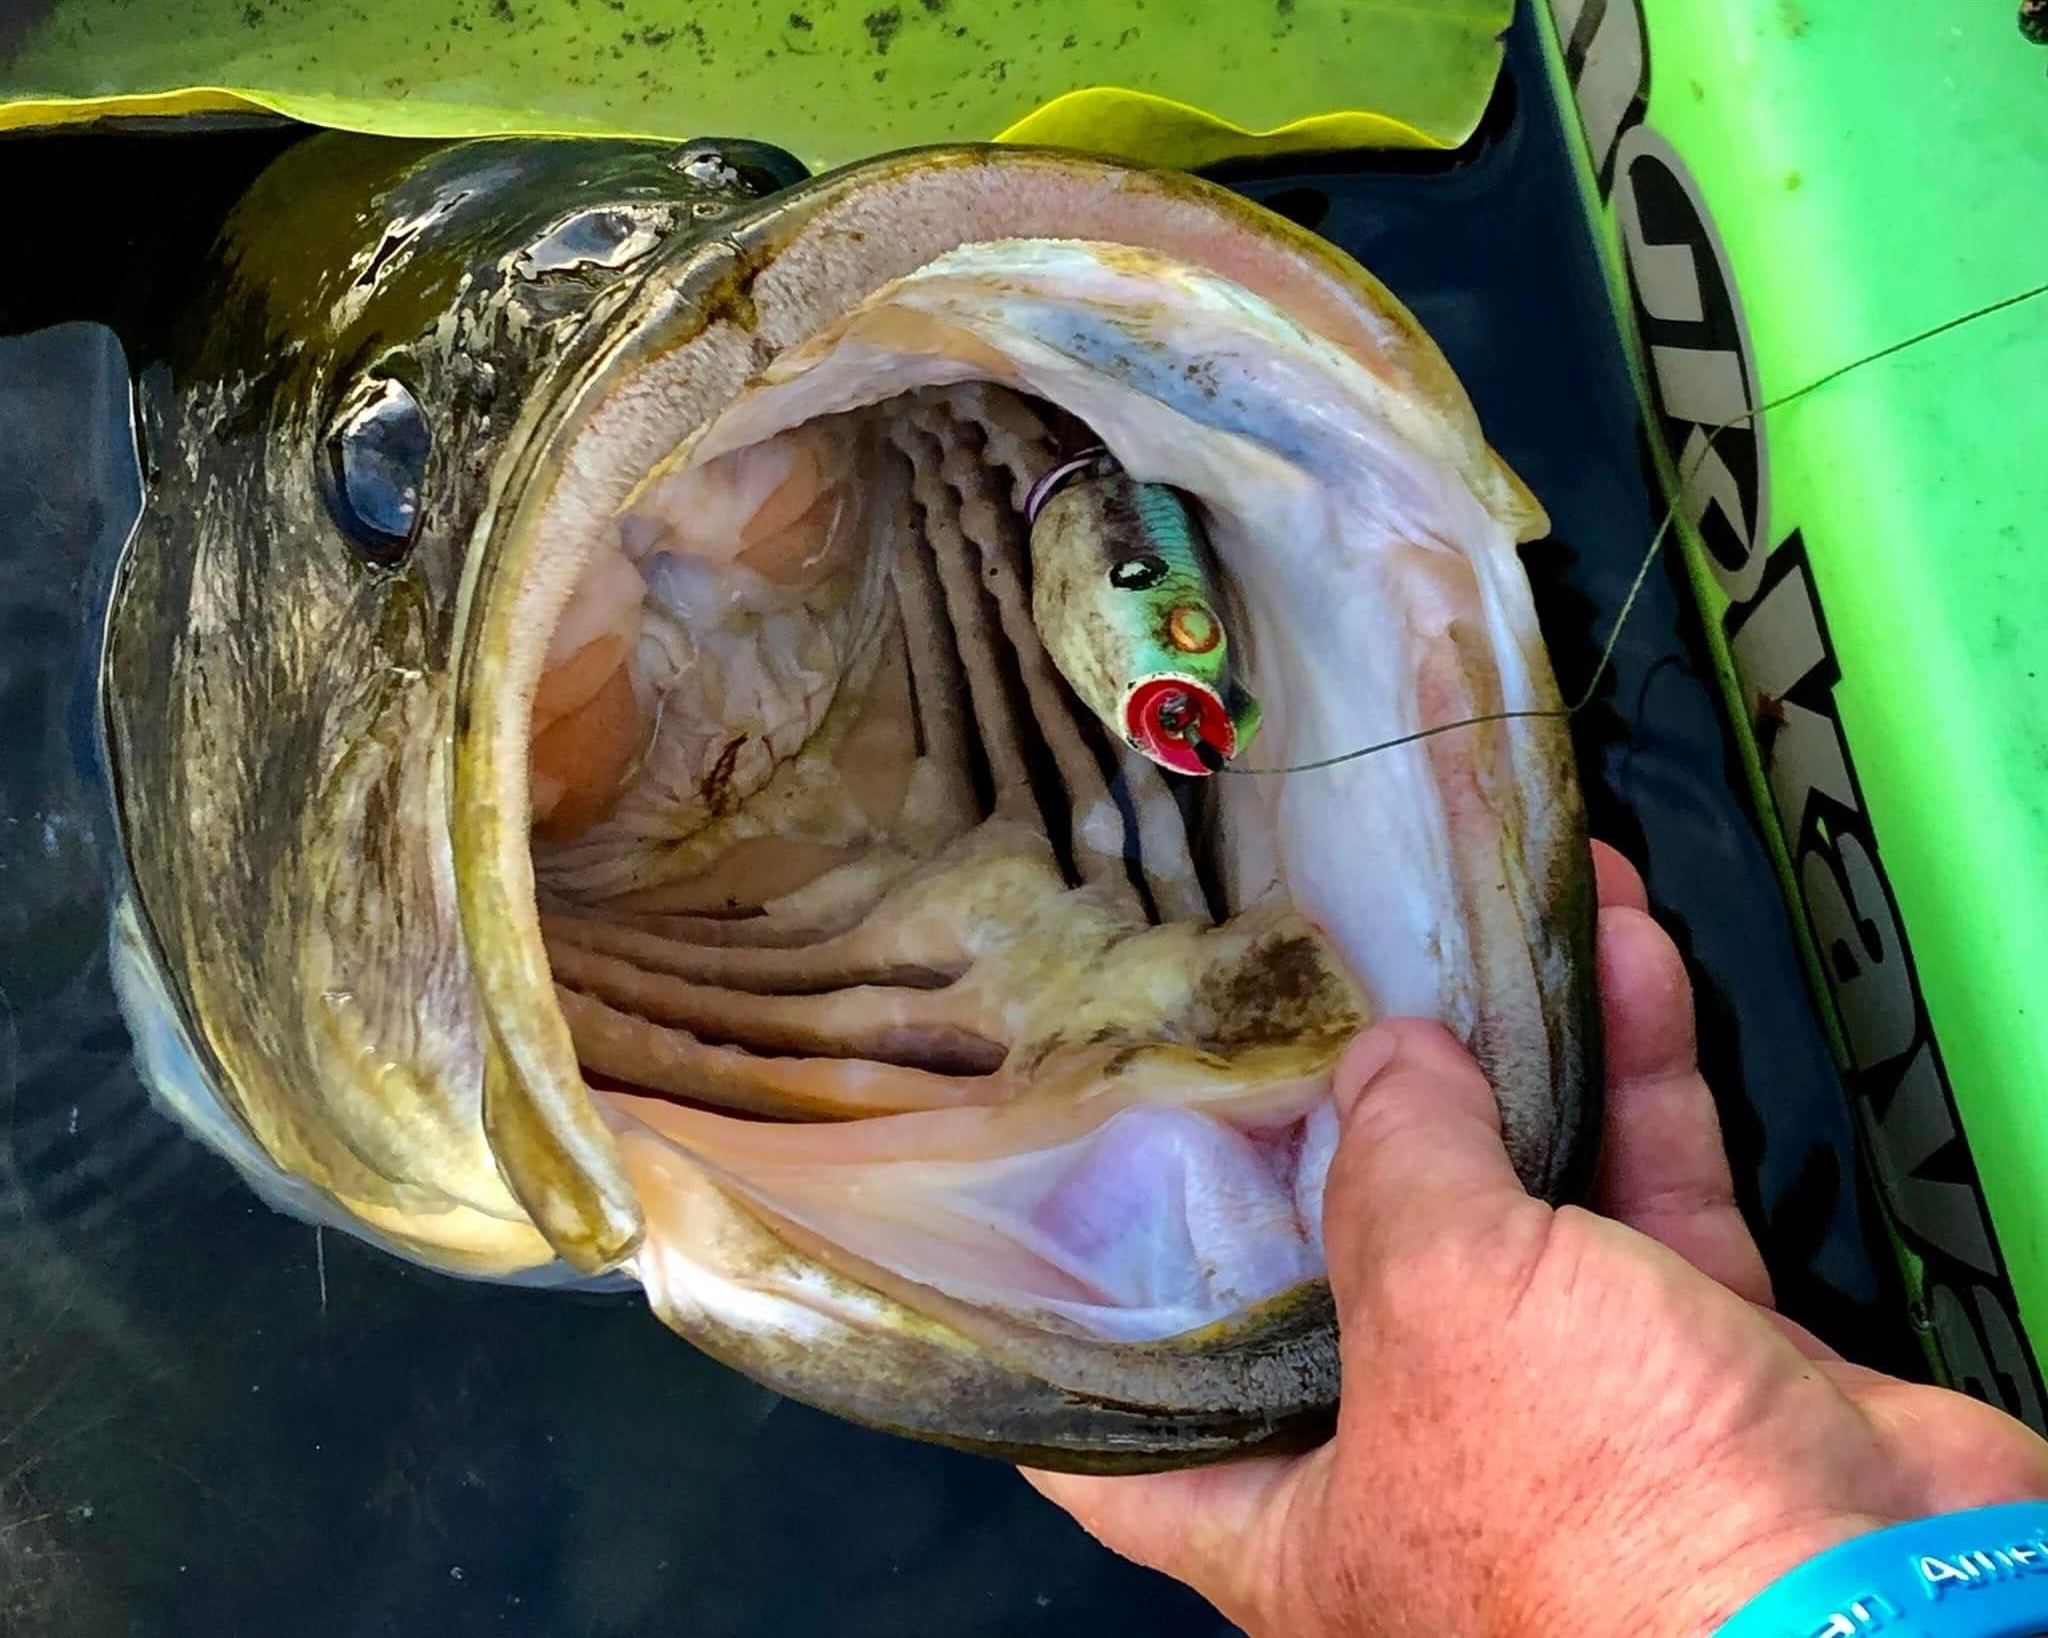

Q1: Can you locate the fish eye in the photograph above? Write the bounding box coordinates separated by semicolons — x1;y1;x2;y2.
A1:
319;376;429;566
1109;554;1169;592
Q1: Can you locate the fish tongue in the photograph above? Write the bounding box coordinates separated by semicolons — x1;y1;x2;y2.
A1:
604;1040;1336;1346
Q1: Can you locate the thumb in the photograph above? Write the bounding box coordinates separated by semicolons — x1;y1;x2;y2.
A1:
1017;1455;1305;1625
1320;1019;1539;1315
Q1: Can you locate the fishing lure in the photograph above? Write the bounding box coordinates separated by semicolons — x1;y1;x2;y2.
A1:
1024;447;1261;776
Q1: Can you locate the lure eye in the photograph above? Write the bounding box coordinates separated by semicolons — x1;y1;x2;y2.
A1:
1109;553;1169;592
320;376;429;566
1166;604;1222;654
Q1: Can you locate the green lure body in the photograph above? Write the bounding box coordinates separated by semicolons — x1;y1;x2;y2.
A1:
1024;451;1261;776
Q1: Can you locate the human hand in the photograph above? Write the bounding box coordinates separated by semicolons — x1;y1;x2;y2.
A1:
1025;843;2048;1636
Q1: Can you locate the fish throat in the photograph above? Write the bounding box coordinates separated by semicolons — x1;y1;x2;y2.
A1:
521;378;1361;1344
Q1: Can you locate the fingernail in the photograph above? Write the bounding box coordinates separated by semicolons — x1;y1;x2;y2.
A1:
1332;1022;1400;1118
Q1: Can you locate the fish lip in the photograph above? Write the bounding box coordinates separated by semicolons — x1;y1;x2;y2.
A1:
446;222;753;1274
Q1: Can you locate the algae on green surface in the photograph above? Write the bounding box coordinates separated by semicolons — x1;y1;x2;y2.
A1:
0;0;1510;167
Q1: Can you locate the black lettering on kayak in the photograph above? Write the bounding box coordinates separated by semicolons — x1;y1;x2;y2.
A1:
1549;0;1647;195
1802;826;1918;1072
1610;125;1770;602
1929;1280;2047;1433
1725;556;1856;841
1549;0;2047;1427
1727;539;2045;1427
1872;1042;1996;1277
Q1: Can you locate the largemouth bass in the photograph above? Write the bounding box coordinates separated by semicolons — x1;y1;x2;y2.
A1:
101;133;1595;1471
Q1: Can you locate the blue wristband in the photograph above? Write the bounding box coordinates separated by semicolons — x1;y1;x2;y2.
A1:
1714;1502;2048;1637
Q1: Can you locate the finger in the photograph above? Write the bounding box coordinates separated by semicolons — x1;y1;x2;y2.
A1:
1593;840;1650;912
1321;1020;1542;1312
1854;1378;2048;1512
1593;906;1774;1307
1019;1456;1302;1622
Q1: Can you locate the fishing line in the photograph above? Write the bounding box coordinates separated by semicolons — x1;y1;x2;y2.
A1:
1215;276;2048;778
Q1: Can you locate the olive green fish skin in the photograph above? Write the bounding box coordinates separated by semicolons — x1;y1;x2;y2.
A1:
106;136;788;1259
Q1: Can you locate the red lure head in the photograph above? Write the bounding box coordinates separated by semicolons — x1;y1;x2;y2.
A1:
1123;677;1236;775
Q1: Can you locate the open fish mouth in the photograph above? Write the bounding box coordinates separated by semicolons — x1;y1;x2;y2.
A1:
448;150;1591;1462
102;139;1591;1470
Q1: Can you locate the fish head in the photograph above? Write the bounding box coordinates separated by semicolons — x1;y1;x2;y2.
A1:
107;134;793;1273
106;138;1595;1470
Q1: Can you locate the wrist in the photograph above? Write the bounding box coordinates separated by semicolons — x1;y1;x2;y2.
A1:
1507;1480;1877;1637
1711;1503;2048;1637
